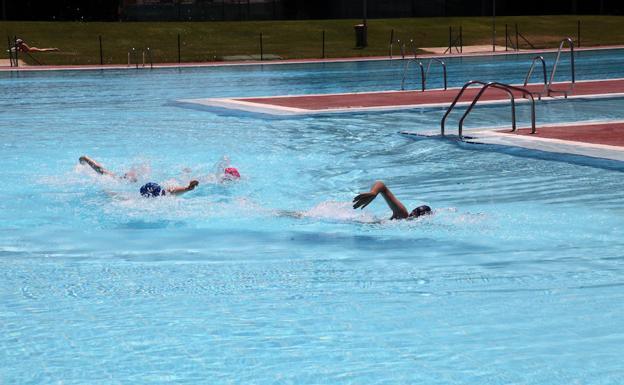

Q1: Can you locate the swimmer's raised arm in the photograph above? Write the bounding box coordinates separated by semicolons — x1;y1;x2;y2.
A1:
79;155;117;178
353;180;409;220
166;180;199;196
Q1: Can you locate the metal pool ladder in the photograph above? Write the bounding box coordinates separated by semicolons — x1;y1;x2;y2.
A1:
523;37;575;99
401;58;447;91
127;47;153;69
441;80;536;139
547;37;575;98
523;56;548;99
401;59;424;91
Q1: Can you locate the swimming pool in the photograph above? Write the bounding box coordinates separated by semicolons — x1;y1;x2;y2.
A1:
1;49;624;384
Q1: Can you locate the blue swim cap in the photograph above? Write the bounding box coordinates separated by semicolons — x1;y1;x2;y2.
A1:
140;182;164;198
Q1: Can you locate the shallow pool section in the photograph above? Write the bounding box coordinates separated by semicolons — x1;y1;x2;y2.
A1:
1;52;624;384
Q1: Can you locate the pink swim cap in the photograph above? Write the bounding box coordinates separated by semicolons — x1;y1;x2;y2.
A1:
224;167;240;179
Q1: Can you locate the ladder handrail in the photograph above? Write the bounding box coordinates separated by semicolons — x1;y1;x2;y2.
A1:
425;58;447;90
128;47;138;68
398;39;406;59
128;47;153;69
401;59;425;91
548;37;575;96
458;83;516;139
143;47;153;69
408;39;417;59
524;56;547;88
441;80;488;136
441;81;537;138
8;36;18;67
458;82;537;138
496;83;536;134
7;36;15;67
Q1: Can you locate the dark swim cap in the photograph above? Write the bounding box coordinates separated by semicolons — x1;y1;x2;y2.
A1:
140;182;164;198
410;205;432;218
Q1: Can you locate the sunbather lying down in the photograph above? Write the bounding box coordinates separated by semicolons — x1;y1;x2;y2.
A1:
13;38;59;53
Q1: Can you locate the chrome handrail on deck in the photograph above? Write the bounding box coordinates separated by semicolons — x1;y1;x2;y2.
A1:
441;80;487;136
143;47;153;69
401;57;446;92
128;47;153;69
523;56;548;99
441;81;536;139
7;36;15;67
458;83;517;138
401;59;425;91
425;58;447;91
398;39;406;59
458;82;536;138
498;83;536;134
8;36;18;67
548;37;575;97
408;39;417;59
128;48;138;68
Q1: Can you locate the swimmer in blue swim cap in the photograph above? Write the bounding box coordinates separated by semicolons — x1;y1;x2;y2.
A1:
353;180;432;220
79;155;199;197
139;180;198;198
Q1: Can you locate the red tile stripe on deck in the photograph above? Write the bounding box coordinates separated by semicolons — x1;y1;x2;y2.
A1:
235;79;624;110
506;122;624;147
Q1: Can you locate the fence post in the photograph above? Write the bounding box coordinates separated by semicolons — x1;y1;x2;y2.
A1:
322;30;325;59
577;20;581;48
515;23;519;51
389;29;394;57
259;32;263;61
448;26;452;54
177;33;181;64
7;36;13;67
99;35;103;65
459;25;463;53
13;36;18;67
505;24;508;51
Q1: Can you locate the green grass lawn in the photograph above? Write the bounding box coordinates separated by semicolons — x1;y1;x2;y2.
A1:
3;15;624;65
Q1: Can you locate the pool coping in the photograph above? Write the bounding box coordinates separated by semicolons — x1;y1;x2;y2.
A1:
402;120;624;162
2;45;624;72
178;78;624;116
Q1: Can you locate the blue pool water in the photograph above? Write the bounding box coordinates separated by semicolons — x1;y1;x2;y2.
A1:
1;50;624;384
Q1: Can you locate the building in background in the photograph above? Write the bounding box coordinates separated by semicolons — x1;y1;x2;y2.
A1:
2;0;623;21
121;0;284;21
120;0;624;21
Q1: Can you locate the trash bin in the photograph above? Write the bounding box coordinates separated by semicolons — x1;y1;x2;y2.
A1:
354;23;368;48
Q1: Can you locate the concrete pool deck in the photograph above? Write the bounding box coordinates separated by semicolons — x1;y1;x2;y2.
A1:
2;44;623;72
402;121;624;162
180;78;624;116
179;77;624;161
